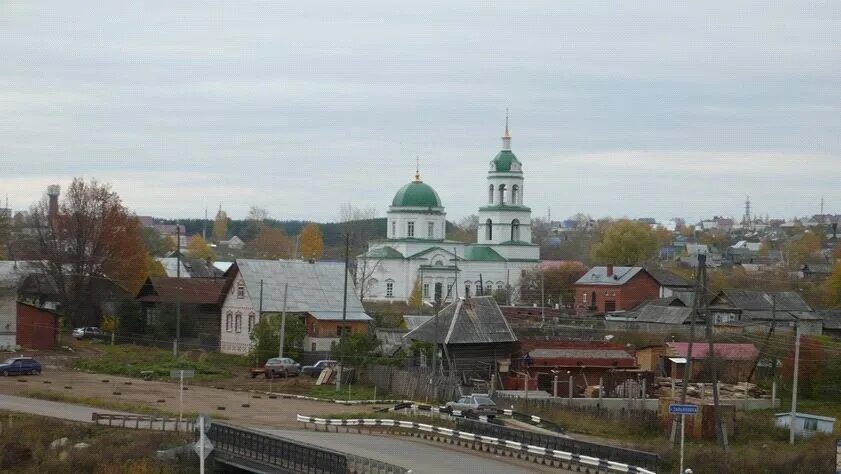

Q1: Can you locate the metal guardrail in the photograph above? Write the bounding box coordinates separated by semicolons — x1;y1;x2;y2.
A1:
206;421;407;474
297;415;656;474
454;417;658;471
91;413;195;432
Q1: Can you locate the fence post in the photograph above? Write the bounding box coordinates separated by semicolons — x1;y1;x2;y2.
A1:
568;376;573;401
598;377;603;402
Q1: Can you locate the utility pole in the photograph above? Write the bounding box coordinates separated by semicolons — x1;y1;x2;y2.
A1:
748;292;776;382
258;279;263;366
540;267;545;324
337;233;350;390
174;224;182;357
675;253;703;444
279;283;288;358
702;256;728;451
789;322;801;445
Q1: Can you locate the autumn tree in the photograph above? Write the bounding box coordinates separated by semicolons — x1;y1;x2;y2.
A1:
824;263;841;307
249;314;306;364
591;219;658;265
212;208;228;242
249;226;292;259
30;178;154;326
298;223;324;260
785;232;823;268
140;226;172;257
186;234;215;261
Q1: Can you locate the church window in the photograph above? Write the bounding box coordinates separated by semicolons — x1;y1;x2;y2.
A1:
498;184;506;204
511;219;520;241
497;281;504;291
386;281;394;298
434;259;444;266
407;221;415;238
512;185;519;204
427;222;434;238
485;281;493;294
391;220;396;237
488;185;494;204
423;283;430;298
486;219;493;240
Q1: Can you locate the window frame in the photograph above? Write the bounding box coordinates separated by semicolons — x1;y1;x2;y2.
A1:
407;221;415;238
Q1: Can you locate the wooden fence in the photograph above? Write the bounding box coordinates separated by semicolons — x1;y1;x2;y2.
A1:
362;365;463;403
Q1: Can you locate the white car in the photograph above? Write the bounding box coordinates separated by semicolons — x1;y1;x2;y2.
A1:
72;327;108;340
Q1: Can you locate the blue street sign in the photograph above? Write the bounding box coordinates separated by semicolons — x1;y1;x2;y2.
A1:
669;403;699;415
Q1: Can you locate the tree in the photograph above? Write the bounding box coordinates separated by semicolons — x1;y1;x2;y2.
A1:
824;263;841;307
519;262;588;306
0;208;10;259
298;223;324;260
29;178;154;327
333;333;379;367
447;214;479;242
786;232;823;268
355;254;384;303
247;206;270;222
408;278;423;308
186;234;215;261
249;314;306;365
591;219;658;265
338;203;377;223
140;227;172;257
212;208;228;242
249;226;292;259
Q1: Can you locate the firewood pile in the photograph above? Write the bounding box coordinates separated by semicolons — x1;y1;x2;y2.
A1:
651;378;770;399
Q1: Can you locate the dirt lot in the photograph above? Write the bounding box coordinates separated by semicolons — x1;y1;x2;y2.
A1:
0;347;372;428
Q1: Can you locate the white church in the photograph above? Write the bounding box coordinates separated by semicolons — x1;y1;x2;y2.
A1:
358;120;541;304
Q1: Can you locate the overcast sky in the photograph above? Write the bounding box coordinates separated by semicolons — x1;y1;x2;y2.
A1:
1;1;839;224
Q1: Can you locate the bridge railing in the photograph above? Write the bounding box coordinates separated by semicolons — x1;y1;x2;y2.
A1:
453;417;658;471
206;421;408;474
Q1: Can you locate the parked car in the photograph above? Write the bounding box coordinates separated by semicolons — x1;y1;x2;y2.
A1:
0;357;42;376
446;394;497;418
264;357;300;378
72;327;108;340
301;360;337;378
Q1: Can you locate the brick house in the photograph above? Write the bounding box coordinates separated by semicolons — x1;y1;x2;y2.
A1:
573;265;660;313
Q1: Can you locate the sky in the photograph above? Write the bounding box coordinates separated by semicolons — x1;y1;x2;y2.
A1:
1;1;839;224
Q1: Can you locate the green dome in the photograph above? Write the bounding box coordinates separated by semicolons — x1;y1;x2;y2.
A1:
391;180;443;208
491;150;522;173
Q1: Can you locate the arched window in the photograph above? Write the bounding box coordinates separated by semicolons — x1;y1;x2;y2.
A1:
485;281;493;294
235;312;242;333
225;311;233;332
488;184;494;204
498;184;506;204
248;312;256;332
511;219;520;241
512;184;519;204
385;280;394;298
485;219;492;240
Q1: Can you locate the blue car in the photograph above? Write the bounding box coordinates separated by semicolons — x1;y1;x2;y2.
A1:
0;357;42;376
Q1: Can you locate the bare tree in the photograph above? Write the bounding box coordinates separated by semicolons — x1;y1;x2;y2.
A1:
355;253;384;302
339;203;377;223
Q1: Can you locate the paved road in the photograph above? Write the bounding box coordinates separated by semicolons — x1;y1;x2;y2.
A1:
261;428;569;474
0;393;129;422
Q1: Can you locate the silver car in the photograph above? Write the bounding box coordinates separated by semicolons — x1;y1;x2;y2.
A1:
264;357;300;378
446;394;497;418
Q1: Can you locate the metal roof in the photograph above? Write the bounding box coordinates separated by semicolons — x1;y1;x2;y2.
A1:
574;266;645;286
635;305;694;324
643;267;693;287
404;296;517;344
229;259;370;321
529;348;635;360
403;315;433;331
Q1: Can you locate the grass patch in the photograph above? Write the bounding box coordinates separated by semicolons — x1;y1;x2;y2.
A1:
0;410;192;473
19;389;207;419
73;342;252;381
307;383;381;401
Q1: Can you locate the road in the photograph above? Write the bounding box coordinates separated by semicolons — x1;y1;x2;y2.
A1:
0;393;130;422
261;428;570;474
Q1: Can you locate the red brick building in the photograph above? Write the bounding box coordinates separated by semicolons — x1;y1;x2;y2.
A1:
573;265;660;313
16;302;59;349
504;340;638;395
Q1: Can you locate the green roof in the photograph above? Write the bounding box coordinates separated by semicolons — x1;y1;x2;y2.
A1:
364;246;404;259
407;247;455;260
491;150;522;173
391;181;443;208
462;246;506;262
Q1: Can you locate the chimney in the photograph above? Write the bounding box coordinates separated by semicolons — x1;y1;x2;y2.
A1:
606;264;614;277
46;185;60;229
